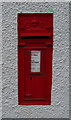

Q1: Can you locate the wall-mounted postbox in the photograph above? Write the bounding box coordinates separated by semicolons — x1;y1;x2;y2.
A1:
18;13;53;105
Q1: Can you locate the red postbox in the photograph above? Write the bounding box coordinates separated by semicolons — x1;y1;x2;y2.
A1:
18;13;53;105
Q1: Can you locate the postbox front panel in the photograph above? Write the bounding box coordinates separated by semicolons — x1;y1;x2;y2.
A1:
18;13;53;105
24;49;46;100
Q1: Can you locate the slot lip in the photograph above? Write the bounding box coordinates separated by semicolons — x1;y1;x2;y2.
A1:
21;32;51;38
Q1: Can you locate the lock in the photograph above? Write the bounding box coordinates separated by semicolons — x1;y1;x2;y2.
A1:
18;13;53;105
30;76;32;80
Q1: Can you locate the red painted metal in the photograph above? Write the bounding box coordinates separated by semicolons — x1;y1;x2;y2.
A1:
18;13;53;105
21;32;51;37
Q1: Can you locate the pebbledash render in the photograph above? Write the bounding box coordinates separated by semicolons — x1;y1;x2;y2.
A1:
2;2;69;118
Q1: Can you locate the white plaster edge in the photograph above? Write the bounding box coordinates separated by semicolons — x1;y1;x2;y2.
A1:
0;0;70;2
0;2;2;120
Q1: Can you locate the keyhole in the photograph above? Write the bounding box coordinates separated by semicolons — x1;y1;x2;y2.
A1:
30;76;32;80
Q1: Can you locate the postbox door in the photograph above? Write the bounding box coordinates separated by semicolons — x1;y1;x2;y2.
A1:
24;49;47;101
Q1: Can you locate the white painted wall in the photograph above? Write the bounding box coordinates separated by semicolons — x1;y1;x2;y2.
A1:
0;2;2;120
2;2;69;118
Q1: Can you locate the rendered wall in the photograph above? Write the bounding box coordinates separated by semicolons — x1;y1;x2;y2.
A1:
2;2;69;118
0;2;2;120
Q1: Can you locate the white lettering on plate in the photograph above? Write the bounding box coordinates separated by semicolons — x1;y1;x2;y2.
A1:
31;51;41;72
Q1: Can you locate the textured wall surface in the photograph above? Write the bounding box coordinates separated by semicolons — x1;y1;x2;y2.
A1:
69;2;71;119
2;2;69;118
0;2;2;120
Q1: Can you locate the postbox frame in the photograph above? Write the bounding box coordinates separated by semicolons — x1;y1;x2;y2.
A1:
18;13;53;105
